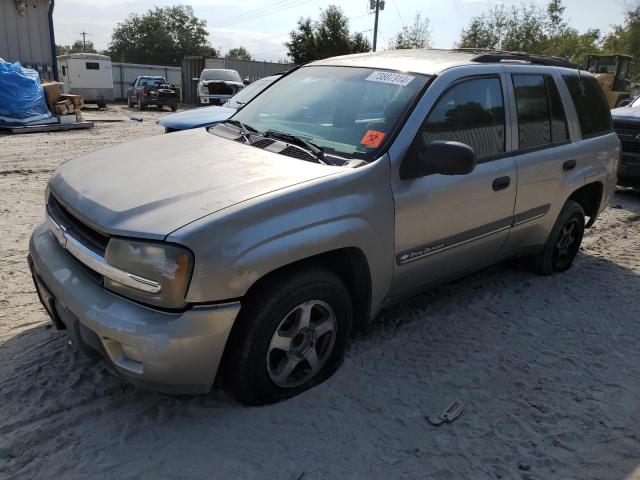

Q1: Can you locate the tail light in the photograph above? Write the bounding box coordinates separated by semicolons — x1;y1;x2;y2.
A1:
143;87;149;97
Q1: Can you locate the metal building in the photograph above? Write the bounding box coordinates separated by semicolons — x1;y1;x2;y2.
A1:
0;0;58;80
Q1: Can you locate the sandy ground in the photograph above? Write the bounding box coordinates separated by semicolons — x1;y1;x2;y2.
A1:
2;107;640;479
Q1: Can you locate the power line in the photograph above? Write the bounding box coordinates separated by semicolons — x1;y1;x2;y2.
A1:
391;0;405;27
209;0;314;28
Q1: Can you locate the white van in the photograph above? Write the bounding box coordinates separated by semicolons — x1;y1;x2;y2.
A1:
57;53;114;107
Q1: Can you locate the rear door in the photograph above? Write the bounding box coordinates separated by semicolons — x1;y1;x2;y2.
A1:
501;68;593;253
389;70;517;297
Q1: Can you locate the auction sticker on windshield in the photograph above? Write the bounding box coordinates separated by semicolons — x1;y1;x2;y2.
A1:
365;71;415;86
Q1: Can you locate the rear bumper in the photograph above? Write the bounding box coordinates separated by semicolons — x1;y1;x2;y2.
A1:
28;221;240;394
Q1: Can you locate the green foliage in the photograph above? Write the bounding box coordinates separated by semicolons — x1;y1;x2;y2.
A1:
285;5;371;63
458;0;601;67
389;12;432;50
226;47;253;61
56;40;97;55
107;5;217;65
602;6;640;80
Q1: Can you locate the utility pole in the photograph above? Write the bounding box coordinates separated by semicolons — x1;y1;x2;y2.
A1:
80;31;88;51
370;0;385;52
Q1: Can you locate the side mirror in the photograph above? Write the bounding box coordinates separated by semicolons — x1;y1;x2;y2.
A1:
400;140;476;180
129;82;134;87
243;78;250;85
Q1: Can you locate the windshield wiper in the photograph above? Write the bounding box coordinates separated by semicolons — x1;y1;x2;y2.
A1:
264;130;332;165
222;119;258;143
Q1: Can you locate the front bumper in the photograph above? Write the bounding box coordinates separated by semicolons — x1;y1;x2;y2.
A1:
141;95;179;106
199;94;231;105
28;221;240;394
618;154;640;187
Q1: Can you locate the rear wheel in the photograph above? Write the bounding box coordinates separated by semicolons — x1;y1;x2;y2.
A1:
529;200;585;275
222;267;353;405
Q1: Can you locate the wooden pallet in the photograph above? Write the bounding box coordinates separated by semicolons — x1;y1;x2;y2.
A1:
0;121;94;134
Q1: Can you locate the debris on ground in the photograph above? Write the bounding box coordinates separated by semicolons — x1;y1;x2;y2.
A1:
427;400;467;426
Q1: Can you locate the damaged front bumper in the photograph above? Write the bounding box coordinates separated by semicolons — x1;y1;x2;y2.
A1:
28;221;240;395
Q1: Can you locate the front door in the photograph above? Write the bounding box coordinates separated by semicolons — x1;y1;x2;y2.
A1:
390;74;517;297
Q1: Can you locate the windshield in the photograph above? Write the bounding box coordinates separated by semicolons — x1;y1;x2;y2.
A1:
225;75;280;109
630;96;640;108
229;66;429;160
139;77;167;86
201;69;242;82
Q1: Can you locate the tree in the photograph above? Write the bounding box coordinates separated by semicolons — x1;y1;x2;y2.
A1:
458;0;601;67
107;5;217;65
56;40;97;55
285;5;371;63
226;46;253;61
603;5;640;79
389;12;432;50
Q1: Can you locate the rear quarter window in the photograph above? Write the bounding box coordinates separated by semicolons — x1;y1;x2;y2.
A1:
562;74;612;138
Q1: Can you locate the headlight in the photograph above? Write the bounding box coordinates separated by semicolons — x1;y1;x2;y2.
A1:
198;83;207;95
104;238;194;309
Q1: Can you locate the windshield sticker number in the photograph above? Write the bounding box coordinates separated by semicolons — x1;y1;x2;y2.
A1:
365;71;415;87
360;130;386;148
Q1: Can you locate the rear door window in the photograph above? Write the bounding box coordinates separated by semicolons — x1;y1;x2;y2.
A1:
512;75;550;149
420;76;505;160
547;76;569;143
562;74;612;138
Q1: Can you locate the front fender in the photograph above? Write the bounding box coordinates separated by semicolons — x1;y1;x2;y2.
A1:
169;158;395;312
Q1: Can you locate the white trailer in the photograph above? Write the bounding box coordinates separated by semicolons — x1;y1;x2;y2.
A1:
57;53;114;107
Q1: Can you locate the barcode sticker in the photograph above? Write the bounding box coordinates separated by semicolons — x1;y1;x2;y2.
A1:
365;71;415;86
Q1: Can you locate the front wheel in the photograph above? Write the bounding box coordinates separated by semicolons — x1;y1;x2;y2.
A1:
529;200;585;275
222;267;353;405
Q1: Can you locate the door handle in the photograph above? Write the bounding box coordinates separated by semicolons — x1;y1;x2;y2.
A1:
563;159;576;172
492;176;511;191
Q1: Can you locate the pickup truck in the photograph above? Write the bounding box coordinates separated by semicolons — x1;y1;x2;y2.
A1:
126;76;180;111
29;49;618;404
611;97;640;188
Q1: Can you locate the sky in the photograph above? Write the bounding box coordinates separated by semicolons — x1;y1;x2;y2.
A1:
53;0;630;62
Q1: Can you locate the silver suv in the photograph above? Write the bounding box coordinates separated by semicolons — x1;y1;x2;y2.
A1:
29;50;619;404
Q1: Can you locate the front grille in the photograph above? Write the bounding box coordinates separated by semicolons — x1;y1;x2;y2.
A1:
207;83;233;95
621;140;640;153
47;194;110;256
614;122;640;155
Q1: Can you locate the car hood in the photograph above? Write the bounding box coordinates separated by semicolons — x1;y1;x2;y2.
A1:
156;106;237;130
611;106;640;122
49;128;343;239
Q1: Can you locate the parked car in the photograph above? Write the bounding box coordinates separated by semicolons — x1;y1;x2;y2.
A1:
127;76;180;111
611;97;640;187
29;49;618;404
195;68;245;105
57;53;114;108
157;74;281;132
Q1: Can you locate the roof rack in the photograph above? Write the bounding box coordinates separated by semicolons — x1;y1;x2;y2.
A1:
455;49;579;69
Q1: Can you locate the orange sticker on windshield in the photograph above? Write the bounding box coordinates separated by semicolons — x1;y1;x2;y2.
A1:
360;130;385;148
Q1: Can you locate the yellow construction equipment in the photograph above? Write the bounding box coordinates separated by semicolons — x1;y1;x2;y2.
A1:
586;54;632;108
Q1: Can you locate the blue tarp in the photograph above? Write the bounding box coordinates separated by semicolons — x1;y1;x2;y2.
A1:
0;59;52;126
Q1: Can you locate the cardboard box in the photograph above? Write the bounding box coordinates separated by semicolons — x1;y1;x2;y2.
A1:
61;94;84;110
54;99;74;116
41;81;63;113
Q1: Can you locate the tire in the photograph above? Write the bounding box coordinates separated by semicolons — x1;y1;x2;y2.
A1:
127;96;133;108
170;105;178;112
137;97;146;110
222;266;353;405
529;200;585;275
